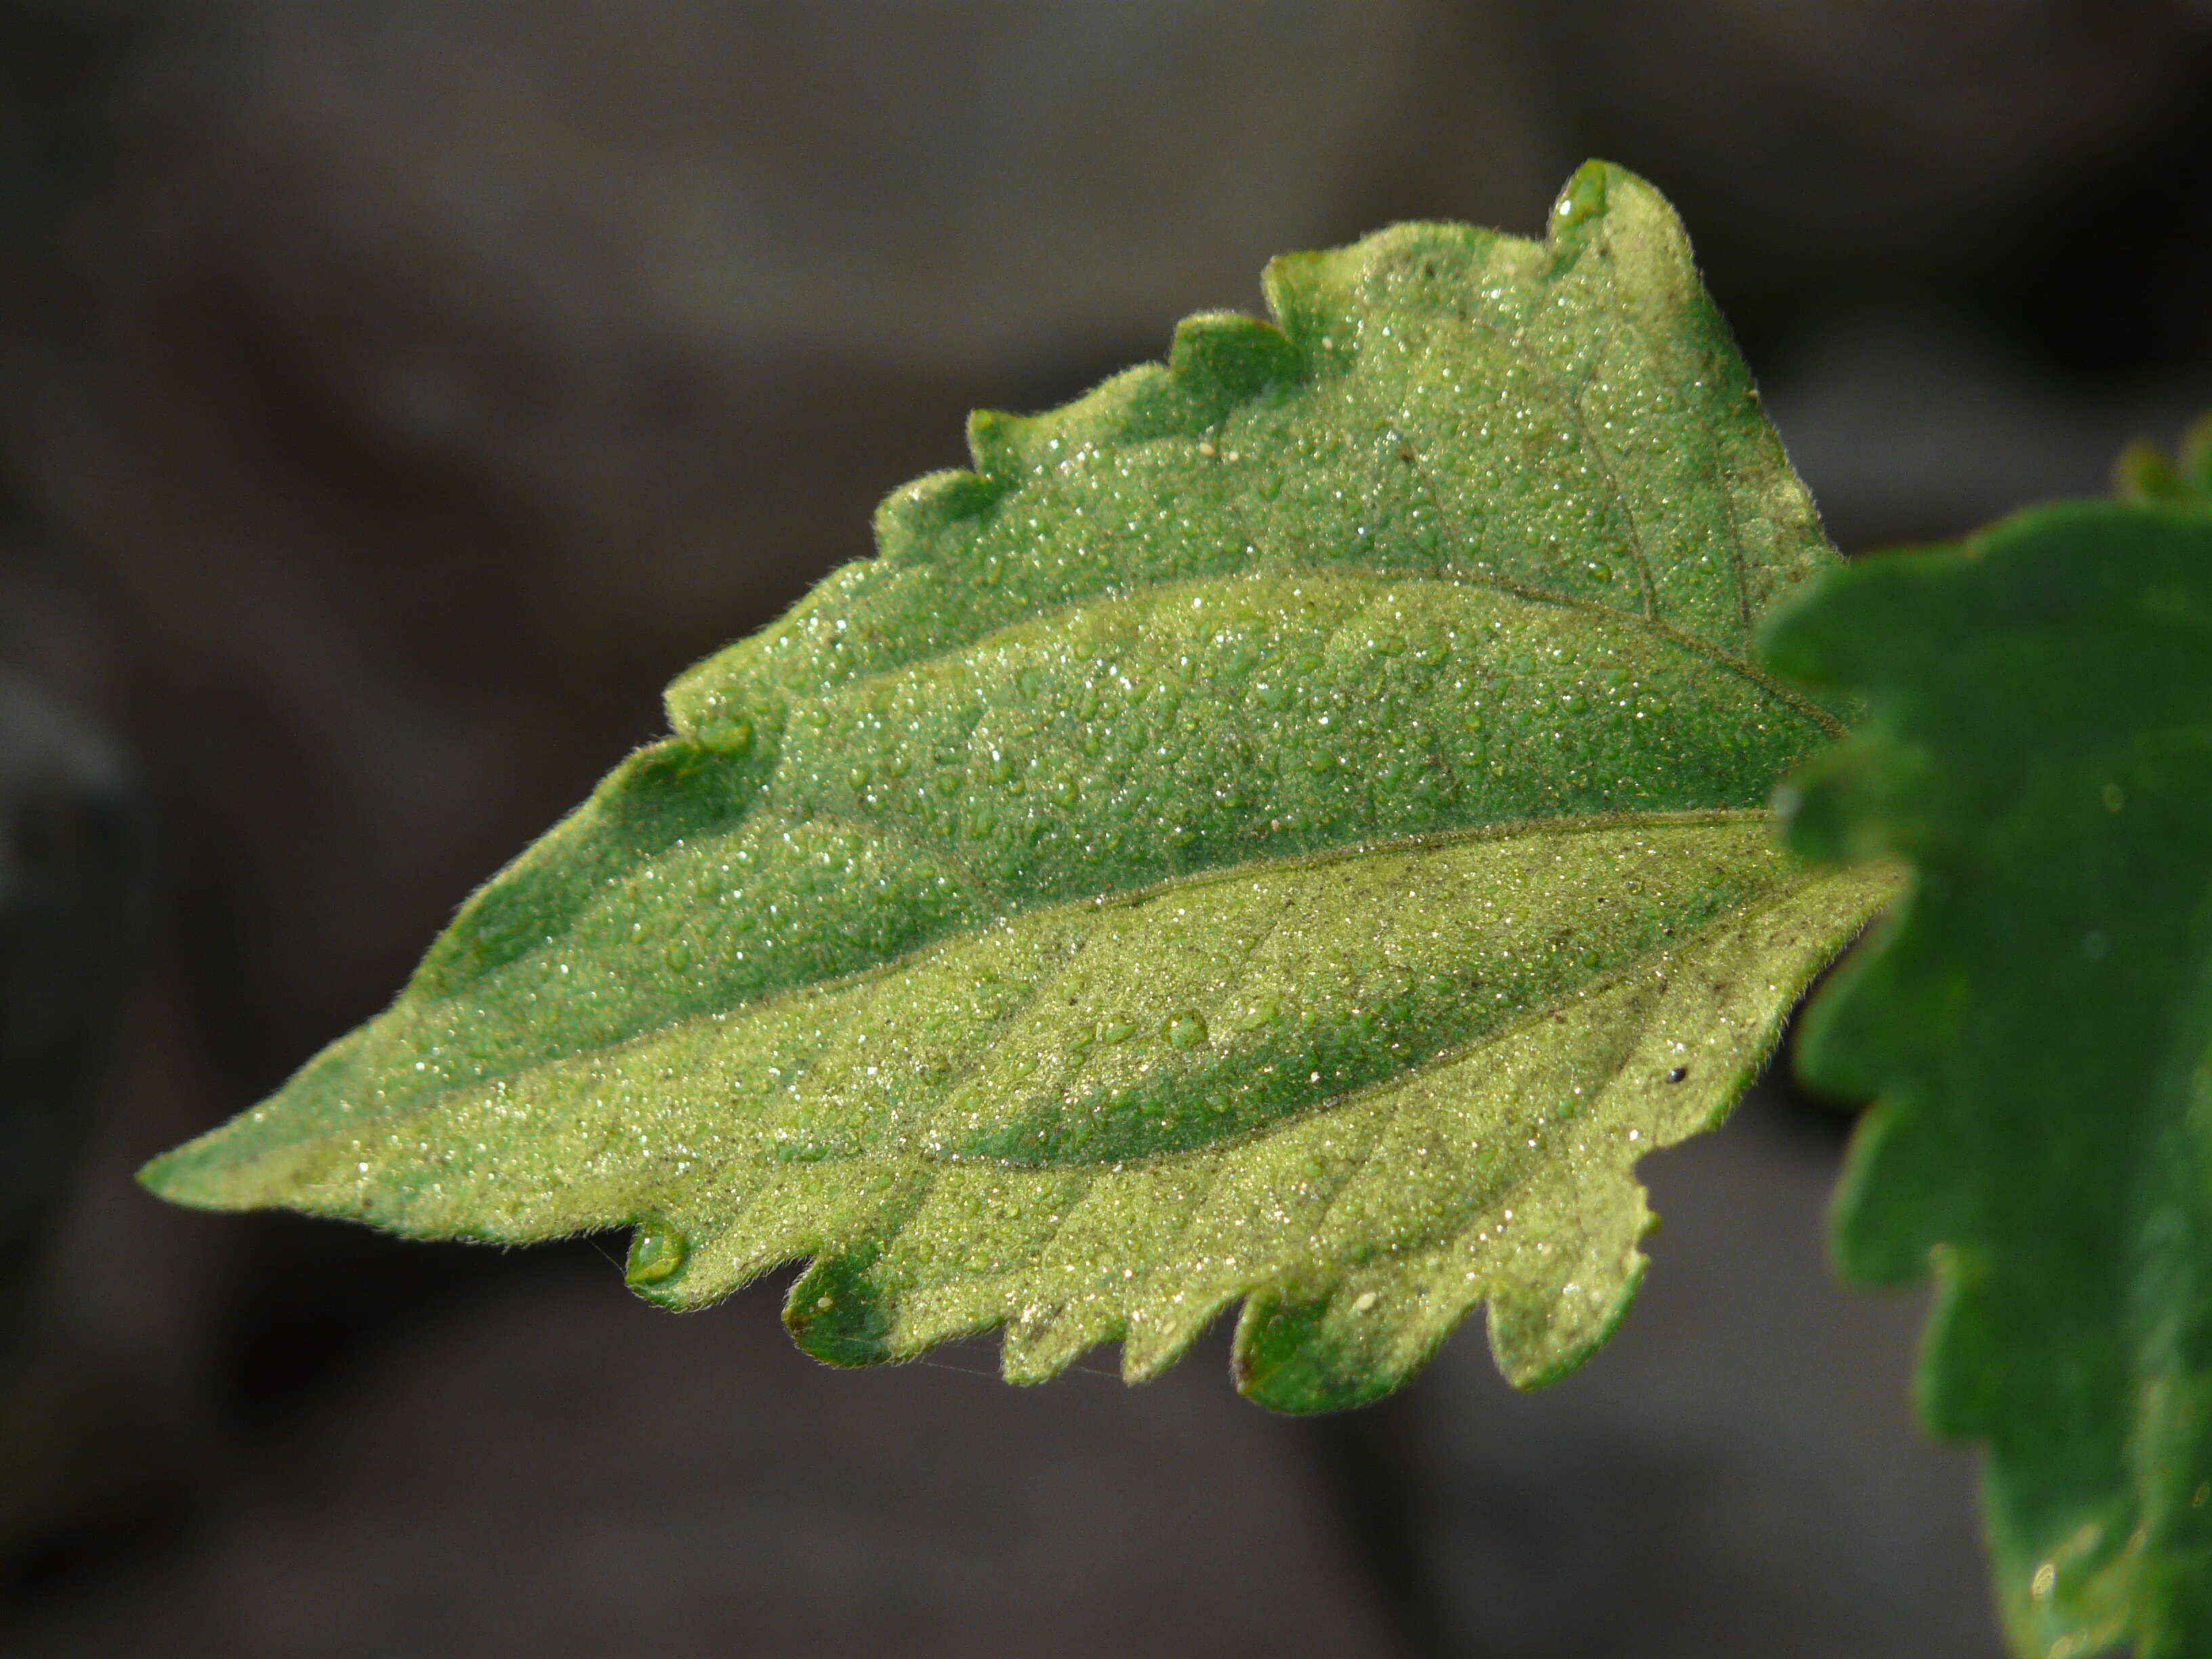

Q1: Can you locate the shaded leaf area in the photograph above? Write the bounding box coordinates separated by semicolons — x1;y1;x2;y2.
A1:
1766;502;2212;1658
147;161;1882;1408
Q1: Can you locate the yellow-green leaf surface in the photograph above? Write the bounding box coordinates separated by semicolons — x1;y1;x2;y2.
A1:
1766;501;2212;1658
144;163;1891;1411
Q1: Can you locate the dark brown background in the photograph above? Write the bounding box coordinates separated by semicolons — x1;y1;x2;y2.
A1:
3;4;2207;1654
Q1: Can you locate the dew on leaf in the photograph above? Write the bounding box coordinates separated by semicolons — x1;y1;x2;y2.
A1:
1166;1012;1210;1050
626;1225;689;1287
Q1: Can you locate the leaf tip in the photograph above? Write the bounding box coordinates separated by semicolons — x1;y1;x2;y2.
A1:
623;1221;691;1295
1168;310;1303;406
1488;1254;1650;1393
965;407;1022;479
1549;159;1613;234
136;1136;247;1214
871;467;1005;564
1544;158;1689;249
1231;1290;1416;1415
135;1147;188;1202
783;1253;899;1368
2115;436;2179;504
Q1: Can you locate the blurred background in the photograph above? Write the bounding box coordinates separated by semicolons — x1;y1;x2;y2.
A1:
0;3;2207;1654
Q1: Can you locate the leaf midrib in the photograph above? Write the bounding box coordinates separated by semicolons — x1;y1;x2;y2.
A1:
924;834;1814;1179
384;808;1779;1143
384;529;1838;1118
842;560;1837;752
764;562;1840;976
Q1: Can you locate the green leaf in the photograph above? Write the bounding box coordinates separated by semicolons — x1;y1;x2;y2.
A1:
1764;501;2212;1658
143;161;1889;1410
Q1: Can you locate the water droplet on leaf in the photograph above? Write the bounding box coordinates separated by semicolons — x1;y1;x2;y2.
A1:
627;1225;689;1287
1166;1012;1210;1050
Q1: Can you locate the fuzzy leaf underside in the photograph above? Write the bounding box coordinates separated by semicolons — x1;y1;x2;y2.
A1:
145;161;1886;1409
1767;502;2212;1658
